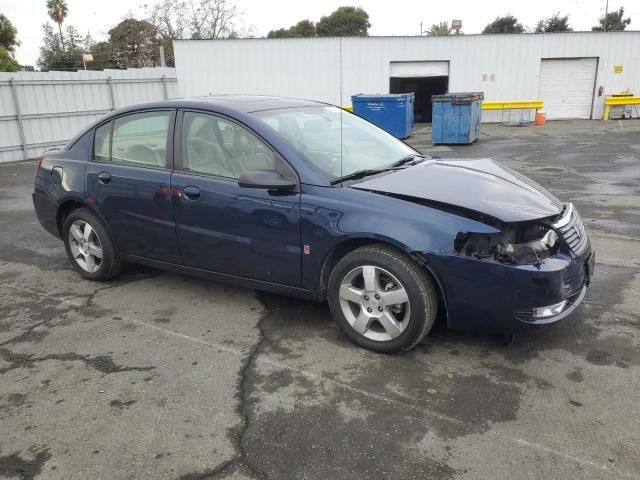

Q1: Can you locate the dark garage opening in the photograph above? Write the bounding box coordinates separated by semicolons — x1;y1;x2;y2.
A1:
390;76;449;123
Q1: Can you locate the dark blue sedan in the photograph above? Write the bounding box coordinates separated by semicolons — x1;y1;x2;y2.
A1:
33;96;594;353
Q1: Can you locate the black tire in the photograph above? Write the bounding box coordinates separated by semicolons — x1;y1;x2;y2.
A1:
327;244;438;354
62;208;122;281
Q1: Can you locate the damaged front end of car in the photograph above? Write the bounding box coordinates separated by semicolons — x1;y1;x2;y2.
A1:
453;202;589;267
454;221;560;266
424;202;594;333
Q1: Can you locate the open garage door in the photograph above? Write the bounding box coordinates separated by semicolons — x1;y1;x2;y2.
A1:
389;61;449;123
538;58;597;119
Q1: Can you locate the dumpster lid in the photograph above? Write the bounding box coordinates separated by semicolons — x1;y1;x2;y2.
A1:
351;93;415;102
431;92;484;102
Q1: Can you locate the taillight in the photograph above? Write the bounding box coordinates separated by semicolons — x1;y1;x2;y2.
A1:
36;155;44;169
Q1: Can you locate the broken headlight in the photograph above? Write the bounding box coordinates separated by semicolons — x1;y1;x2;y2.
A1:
455;225;559;265
495;229;558;264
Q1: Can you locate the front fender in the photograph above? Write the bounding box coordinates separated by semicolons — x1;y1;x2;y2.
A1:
300;184;499;293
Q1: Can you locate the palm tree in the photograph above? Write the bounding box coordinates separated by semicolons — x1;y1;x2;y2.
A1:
46;0;68;51
428;21;451;36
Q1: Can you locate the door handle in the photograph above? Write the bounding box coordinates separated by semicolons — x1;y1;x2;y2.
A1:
98;172;112;184
182;186;200;200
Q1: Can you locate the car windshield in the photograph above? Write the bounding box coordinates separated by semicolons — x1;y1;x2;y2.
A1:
254;106;417;182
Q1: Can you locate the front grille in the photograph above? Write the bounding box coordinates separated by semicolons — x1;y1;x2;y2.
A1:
553;204;588;254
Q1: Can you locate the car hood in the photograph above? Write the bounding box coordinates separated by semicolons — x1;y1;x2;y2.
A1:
351;158;563;223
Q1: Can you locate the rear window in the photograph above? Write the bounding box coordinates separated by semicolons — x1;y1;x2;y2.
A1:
93;111;171;168
94;122;111;161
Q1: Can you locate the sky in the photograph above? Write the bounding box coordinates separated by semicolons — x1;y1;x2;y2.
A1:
2;0;639;67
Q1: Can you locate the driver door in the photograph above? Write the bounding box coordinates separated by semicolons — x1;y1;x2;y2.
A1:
171;110;302;286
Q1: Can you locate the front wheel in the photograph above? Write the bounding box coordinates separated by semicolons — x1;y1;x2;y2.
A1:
63;208;122;281
327;245;438;353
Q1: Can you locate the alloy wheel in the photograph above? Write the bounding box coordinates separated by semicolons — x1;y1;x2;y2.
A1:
68;220;103;273
338;265;411;342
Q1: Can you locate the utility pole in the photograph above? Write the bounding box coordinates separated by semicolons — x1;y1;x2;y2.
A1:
159;46;166;68
604;0;609;31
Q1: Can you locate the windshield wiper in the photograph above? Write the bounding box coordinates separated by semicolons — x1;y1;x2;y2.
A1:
330;168;387;185
386;153;429;168
331;154;429;185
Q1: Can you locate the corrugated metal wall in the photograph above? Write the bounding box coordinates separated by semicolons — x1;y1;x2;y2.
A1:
0;68;177;163
174;32;640;122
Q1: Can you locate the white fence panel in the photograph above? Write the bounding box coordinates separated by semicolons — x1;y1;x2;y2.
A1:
0;68;177;163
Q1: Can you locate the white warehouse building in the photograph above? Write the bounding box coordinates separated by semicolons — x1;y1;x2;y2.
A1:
174;32;640;122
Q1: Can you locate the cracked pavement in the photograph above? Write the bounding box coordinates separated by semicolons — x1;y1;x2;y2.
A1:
0;120;639;479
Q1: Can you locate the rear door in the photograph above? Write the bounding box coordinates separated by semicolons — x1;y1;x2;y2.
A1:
171;110;302;286
86;109;180;263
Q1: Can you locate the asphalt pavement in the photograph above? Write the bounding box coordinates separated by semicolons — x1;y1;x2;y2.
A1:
0;119;639;479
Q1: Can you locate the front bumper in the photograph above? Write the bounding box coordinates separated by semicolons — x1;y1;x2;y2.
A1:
425;243;594;334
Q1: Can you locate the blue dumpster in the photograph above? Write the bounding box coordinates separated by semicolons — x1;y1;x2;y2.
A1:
431;92;484;144
351;93;414;139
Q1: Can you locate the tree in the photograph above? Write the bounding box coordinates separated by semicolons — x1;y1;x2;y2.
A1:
535;12;572;32
0;14;20;53
267;28;291;39
108;18;160;68
46;0;69;51
267;19;316;38
189;0;239;39
147;0;243;64
482;15;524;34
0;45;19;71
592;7;631;31
290;20;315;37
428;21;451;36
88;41;120;70
316;6;370;37
37;23;85;71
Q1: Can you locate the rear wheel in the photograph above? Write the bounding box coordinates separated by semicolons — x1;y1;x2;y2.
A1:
327;244;438;353
63;208;121;281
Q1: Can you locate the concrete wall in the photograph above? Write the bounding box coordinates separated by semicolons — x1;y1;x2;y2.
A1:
174;32;640;121
0;68;177;163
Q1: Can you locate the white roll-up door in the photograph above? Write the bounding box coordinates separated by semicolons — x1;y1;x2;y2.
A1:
538;58;597;119
390;61;449;78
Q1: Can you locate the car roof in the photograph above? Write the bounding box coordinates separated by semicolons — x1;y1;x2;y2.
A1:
114;95;333;116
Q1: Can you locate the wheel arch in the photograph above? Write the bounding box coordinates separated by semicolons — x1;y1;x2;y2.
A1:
56;198;113;244
318;238;448;323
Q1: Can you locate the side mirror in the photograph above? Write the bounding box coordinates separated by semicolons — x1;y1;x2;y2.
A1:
238;170;296;190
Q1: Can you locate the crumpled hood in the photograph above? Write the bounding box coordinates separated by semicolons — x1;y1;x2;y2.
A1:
351;158;563;223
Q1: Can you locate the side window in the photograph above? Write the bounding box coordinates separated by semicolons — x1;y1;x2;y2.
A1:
110;111;171;167
182;111;293;180
94;122;111;161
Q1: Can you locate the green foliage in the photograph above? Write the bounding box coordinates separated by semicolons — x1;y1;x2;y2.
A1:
428;22;451;36
88;41;120;70
267;7;370;39
46;0;69;50
482;15;524;34
316;6;370;37
0;14;19;52
267;19;316;38
46;0;68;24
0;45;19;71
107;18;160;68
592;7;631;31
37;23;85;70
535;13;572;32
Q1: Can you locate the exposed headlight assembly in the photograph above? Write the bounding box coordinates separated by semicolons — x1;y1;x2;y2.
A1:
497;229;558;264
454;226;559;265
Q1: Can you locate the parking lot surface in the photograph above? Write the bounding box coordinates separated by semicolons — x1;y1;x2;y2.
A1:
1;120;639;479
